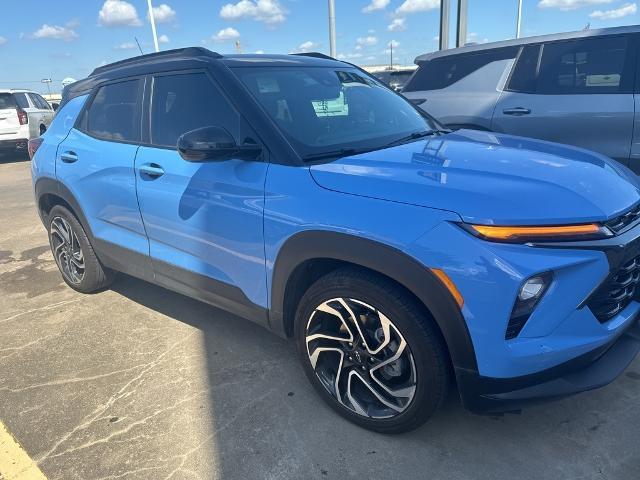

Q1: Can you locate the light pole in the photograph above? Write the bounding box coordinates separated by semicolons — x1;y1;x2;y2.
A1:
456;0;467;47
439;0;450;50
41;78;52;96
516;0;523;39
146;0;160;53
328;0;336;57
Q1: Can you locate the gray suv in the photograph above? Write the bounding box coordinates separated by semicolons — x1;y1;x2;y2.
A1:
403;26;640;172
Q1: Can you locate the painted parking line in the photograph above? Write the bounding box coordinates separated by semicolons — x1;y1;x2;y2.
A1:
0;421;47;480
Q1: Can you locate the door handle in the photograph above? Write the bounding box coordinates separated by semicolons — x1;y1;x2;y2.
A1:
503;107;531;116
60;151;78;163
139;163;165;178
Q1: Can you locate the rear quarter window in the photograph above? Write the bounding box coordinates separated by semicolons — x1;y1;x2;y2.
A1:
403;47;518;92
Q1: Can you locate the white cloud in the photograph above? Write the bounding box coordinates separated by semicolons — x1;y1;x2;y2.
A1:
292;40;321;53
99;0;142;27
362;0;390;13
149;3;176;23
158;34;170;43
383;40;400;54
337;52;363;60
396;0;439;15
467;32;489;44
32;24;78;41
356;35;378;47
114;41;137;50
590;2;637;18
212;27;240;42
538;0;613;10
220;0;286;24
255;49;265;54
388;18;406;31
0;36;6;46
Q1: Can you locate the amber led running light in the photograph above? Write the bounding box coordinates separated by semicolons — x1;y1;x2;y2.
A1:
466;223;611;243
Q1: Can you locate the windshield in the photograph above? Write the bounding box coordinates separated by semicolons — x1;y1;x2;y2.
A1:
233;67;438;158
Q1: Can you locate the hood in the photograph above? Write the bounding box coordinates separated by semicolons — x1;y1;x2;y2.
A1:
309;129;640;226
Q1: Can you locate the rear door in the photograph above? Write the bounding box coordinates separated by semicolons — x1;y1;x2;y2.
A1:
492;35;636;165
56;78;151;279
27;92;52;135
0;93;19;136
30;93;54;127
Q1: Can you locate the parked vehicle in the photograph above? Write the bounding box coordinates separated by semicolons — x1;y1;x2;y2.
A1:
31;48;640;433
366;65;417;91
403;25;640;172
0;89;54;154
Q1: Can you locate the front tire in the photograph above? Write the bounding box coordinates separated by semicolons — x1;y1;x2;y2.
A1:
48;205;114;293
295;267;450;433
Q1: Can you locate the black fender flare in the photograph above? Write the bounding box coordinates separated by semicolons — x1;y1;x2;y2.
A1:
34;177;94;237
269;230;478;372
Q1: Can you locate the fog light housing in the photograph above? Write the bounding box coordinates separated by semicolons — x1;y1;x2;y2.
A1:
506;271;553;340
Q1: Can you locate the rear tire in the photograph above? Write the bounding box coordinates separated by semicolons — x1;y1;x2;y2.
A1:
48;205;114;293
295;267;450;433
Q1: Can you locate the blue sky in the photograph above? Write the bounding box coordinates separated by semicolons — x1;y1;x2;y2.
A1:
1;0;639;93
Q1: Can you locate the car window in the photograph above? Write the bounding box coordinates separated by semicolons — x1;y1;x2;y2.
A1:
403;47;518;92
85;79;141;142
27;93;45;109
150;72;240;148
0;93;17;109
235;67;436;157
536;36;631;94
34;93;51;110
506;44;541;93
13;93;30;109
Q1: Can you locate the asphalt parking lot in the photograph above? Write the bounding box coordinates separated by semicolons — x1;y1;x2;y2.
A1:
1;154;639;480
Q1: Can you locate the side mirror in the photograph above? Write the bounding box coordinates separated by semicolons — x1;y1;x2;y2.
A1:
177;126;262;162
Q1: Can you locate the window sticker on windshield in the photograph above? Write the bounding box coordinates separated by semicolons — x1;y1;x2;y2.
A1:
256;76;280;93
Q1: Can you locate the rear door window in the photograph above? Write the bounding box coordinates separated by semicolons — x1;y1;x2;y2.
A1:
0;93;16;109
403;47;518;92
84;79;142;142
536;36;632;94
34;93;51;110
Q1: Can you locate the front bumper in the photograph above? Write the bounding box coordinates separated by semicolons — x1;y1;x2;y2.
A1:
458;316;640;413
0;138;28;151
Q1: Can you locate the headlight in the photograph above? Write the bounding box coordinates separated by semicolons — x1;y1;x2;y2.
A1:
461;223;612;243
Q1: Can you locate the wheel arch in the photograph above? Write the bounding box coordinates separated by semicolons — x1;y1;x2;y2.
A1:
269;230;478;372
35;177;93;239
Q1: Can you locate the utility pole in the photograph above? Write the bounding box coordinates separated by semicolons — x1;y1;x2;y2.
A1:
146;0;160;53
41;78;52;96
439;0;450;50
516;0;523;39
456;0;467;47
328;0;336;57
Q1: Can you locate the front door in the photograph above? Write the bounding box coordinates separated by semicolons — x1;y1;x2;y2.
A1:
135;71;269;323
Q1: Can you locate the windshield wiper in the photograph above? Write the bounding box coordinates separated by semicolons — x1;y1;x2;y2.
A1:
301;147;369;162
385;129;450;148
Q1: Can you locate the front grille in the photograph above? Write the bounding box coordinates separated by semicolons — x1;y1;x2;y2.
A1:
606;203;640;234
587;254;640;322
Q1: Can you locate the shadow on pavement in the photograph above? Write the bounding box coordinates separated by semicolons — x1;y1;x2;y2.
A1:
110;273;640;479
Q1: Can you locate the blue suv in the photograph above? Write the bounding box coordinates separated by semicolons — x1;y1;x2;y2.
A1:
31;48;640;433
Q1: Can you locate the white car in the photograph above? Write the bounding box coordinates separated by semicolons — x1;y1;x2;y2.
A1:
0;89;54;155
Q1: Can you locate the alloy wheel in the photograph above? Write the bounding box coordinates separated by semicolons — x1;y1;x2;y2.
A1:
50;216;85;284
305;297;417;419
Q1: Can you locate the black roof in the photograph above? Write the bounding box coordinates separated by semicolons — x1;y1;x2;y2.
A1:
61;48;351;105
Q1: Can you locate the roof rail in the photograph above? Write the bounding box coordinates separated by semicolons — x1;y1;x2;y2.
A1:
91;47;223;76
292;52;339;61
